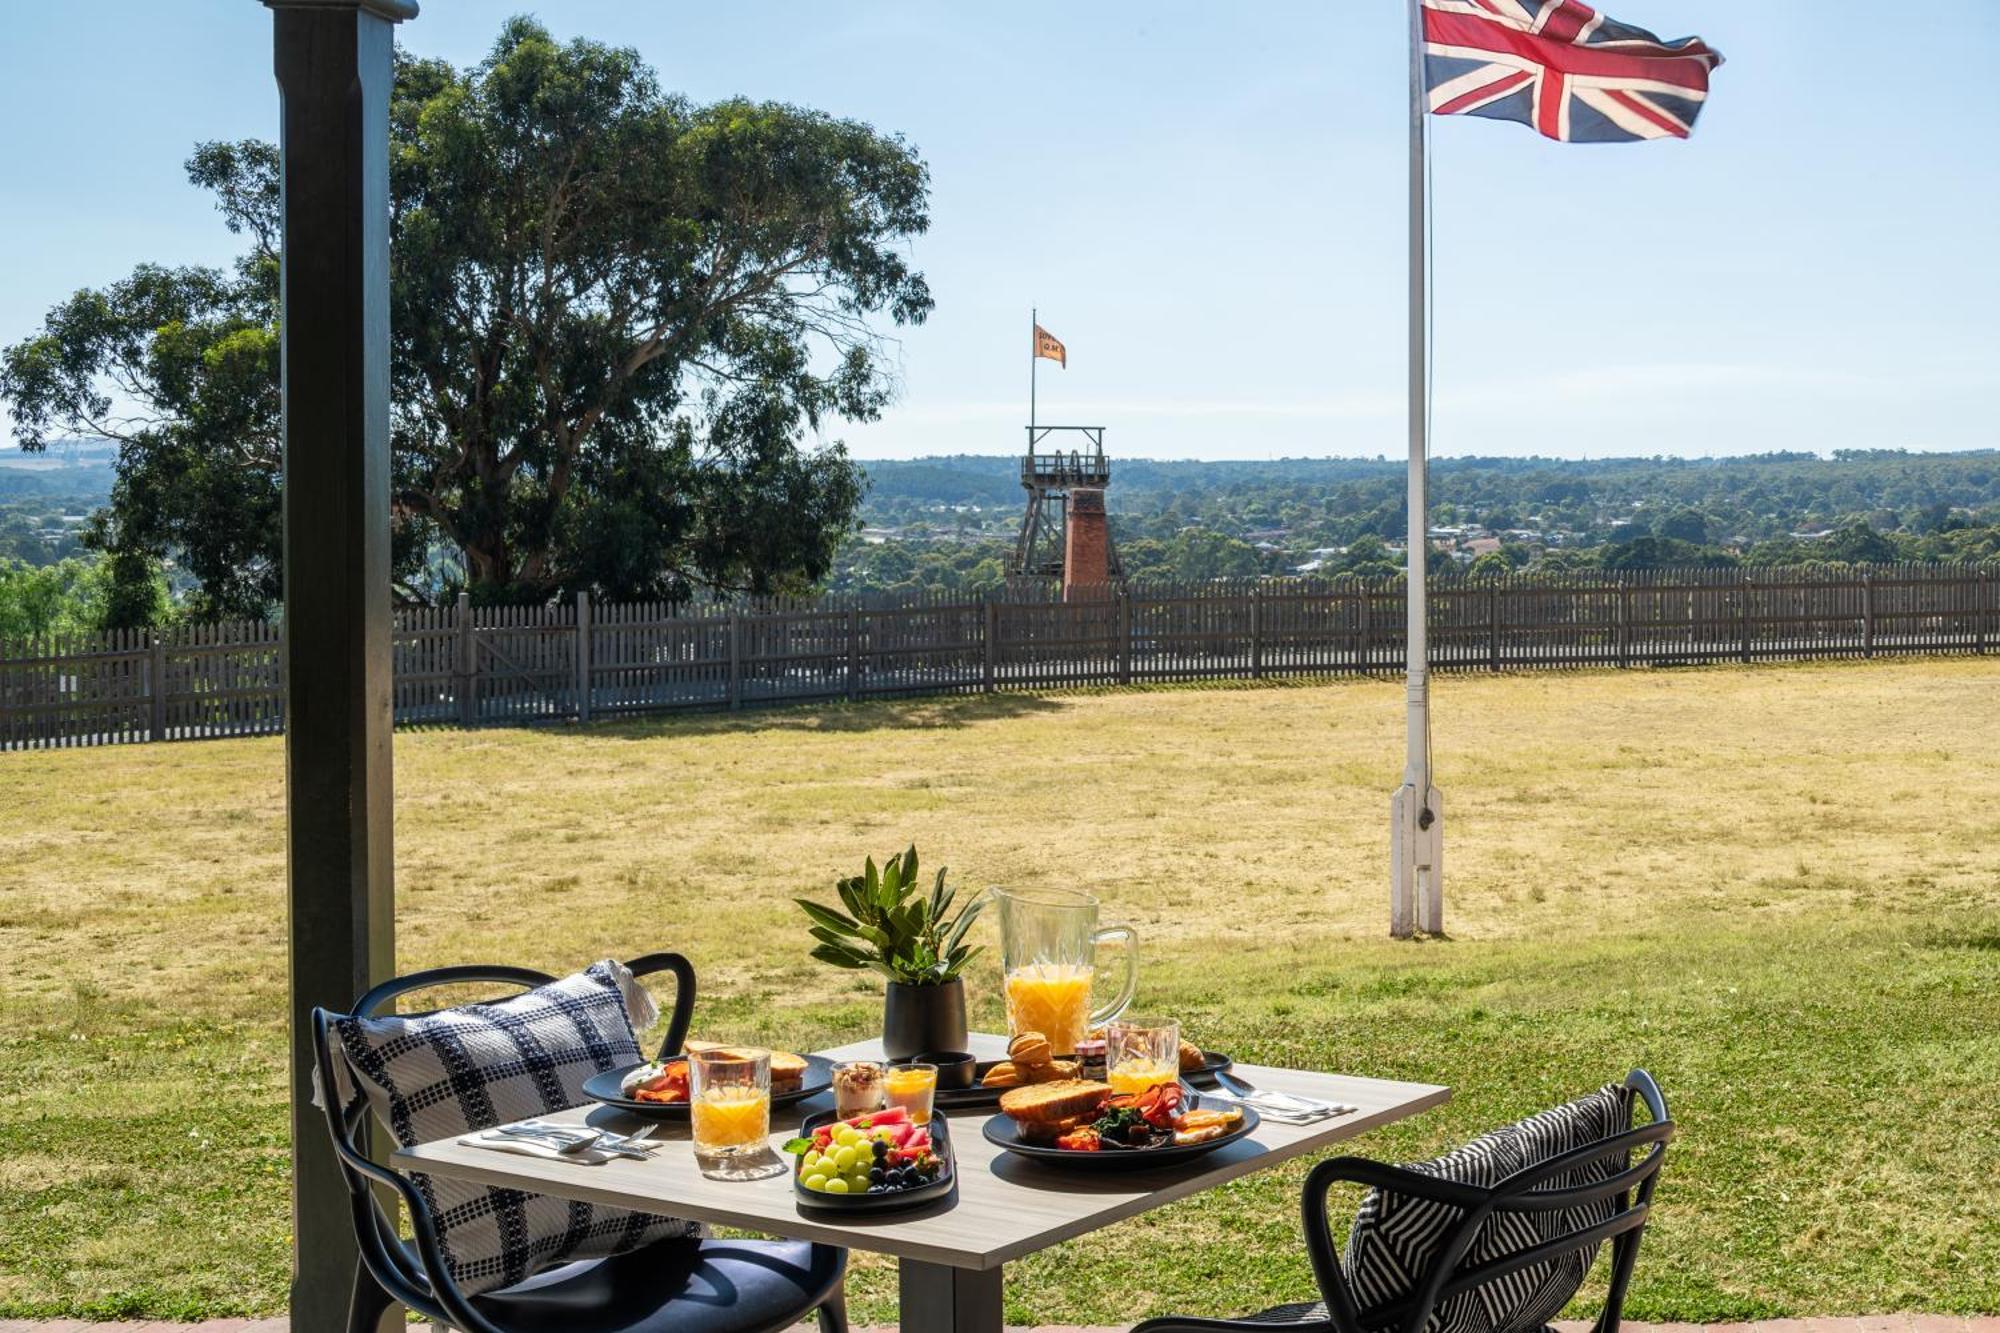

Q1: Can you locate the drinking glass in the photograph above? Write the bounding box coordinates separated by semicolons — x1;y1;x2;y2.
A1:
831;1060;887;1118
884;1062;938;1125
1106;1017;1181;1097
689;1047;772;1166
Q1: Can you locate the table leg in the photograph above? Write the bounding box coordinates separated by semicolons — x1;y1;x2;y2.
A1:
897;1257;1003;1333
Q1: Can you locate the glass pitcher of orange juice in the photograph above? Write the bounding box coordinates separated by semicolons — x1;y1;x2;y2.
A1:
992;886;1137;1056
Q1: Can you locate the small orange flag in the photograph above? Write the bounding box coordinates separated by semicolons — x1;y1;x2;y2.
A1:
1034;324;1067;368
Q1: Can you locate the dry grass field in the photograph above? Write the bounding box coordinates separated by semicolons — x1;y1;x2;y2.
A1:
3;658;1999;1324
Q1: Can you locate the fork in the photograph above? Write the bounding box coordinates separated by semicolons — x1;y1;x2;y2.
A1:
494;1123;603;1154
1208;1070;1355;1121
494;1122;659;1159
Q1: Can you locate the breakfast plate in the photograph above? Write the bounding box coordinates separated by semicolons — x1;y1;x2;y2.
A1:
981;1101;1259;1170
982;1081;1260;1171
582;1052;836;1121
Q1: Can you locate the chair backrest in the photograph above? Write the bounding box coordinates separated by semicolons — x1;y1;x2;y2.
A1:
309;954;696;1333
1303;1069;1673;1333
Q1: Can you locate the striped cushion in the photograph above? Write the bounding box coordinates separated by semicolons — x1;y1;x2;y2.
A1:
333;961;700;1295
1343;1083;1634;1333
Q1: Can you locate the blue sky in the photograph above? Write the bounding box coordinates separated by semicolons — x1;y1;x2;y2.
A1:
2;2;1996;462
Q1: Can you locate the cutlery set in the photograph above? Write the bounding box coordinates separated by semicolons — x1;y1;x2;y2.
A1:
471;1121;662;1160
1201;1069;1356;1125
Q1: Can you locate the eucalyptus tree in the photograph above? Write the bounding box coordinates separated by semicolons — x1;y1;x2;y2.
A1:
2;17;931;612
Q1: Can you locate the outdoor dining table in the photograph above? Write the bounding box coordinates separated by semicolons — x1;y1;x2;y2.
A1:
395;1032;1451;1333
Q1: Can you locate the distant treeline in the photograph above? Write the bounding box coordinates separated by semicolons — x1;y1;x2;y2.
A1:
840;449;2000;593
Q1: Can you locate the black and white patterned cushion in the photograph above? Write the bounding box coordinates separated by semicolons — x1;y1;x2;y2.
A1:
1343;1083;1635;1333
332;960;700;1295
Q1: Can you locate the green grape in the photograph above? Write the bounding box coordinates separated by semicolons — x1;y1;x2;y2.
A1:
823;1177;849;1194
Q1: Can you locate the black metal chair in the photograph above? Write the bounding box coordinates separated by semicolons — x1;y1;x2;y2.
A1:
311;953;848;1333
1134;1070;1673;1333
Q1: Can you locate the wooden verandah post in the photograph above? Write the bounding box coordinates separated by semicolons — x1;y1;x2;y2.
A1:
267;2;414;1331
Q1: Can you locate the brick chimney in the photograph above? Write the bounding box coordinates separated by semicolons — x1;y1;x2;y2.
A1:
1063;487;1112;600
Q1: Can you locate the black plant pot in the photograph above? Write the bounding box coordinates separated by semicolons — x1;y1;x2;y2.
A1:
881;978;968;1061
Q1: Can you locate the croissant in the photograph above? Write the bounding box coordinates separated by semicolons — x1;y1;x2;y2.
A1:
1007;1031;1054;1068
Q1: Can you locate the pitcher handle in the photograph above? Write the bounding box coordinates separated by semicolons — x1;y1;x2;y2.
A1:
1087;925;1138;1029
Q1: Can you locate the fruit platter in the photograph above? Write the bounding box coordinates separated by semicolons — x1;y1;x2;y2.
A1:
786;1106;955;1212
981;1078;1259;1171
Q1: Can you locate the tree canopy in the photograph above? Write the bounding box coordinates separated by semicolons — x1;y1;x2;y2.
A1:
1;18;931;614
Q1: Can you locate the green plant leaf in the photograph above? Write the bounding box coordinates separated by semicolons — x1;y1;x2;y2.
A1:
835;875;866;921
807;924;862;951
809;943;868;970
941;896;985;955
796;899;859;935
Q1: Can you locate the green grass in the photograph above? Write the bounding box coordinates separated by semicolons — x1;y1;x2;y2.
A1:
2;658;1998;1323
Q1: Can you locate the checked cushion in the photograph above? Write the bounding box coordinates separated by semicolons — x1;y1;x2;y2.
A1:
332;960;700;1295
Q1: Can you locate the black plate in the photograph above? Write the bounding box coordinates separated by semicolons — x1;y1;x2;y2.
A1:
981;1098;1259;1170
1182;1050;1234;1087
945;1052;1236;1104
582;1053;836;1122
933;1061;1012;1110
792;1109;955;1213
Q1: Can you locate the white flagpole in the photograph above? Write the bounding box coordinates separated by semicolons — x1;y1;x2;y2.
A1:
1391;0;1444;938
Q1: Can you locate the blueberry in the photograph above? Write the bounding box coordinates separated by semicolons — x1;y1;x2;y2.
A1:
872;1140;889;1159
868;1166;885;1185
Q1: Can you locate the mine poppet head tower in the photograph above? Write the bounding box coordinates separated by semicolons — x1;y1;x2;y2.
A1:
1009;313;1121;597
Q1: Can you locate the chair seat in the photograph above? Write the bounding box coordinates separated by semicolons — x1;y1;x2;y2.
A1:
1240;1303;1332;1325
471;1235;845;1333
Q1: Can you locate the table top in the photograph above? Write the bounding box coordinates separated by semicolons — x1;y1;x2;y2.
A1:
395;1032;1449;1272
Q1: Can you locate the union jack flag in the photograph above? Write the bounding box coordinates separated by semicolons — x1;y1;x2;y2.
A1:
1422;0;1722;143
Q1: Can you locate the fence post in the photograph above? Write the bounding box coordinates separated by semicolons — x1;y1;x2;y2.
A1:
1487;584;1501;672
456;591;477;726
574;590;591;723
983;599;998;693
847;606;862;702
1615;579;1630;668
1739;575;1752;664
1249;586;1263;680
1862;571;1875;658
727;613;742;710
149;631;168;741
1979;568;1989;655
1356;586;1372;673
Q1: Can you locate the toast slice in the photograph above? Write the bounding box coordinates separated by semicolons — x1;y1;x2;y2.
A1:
767;1049;808;1091
683;1040;808;1091
998;1079;1111;1131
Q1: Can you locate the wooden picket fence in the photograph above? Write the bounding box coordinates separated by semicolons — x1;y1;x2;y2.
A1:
3;563;1994;750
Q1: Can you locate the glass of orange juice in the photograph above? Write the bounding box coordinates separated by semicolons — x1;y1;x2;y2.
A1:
689;1047;772;1173
884;1062;938;1125
1106;1017;1180;1097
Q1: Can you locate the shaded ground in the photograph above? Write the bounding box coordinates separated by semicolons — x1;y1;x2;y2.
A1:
2;659;1997;1323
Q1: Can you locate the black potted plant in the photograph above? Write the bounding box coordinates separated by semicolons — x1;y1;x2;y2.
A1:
796;846;984;1059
